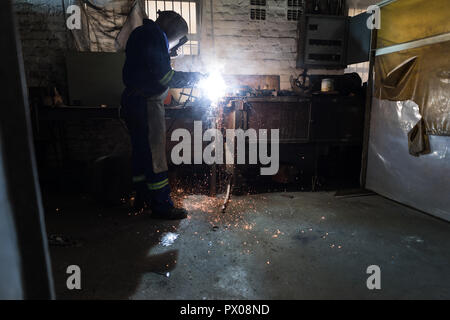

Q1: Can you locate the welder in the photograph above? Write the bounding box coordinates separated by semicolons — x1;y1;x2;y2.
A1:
121;11;203;220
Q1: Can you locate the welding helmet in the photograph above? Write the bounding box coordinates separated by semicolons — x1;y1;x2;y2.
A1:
156;10;189;57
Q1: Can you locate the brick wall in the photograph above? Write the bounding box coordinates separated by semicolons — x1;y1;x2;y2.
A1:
174;0;379;89
206;0;303;90
14;1;131;179
14;0;69;97
173;0;347;90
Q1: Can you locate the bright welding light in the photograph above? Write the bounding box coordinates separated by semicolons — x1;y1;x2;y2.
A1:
198;67;227;103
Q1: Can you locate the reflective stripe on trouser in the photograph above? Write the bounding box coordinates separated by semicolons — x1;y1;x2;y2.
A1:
148;178;169;190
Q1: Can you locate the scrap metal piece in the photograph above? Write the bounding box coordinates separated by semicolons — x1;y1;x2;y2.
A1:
221;178;232;213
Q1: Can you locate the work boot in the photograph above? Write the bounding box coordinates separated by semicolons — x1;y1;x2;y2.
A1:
151;207;188;220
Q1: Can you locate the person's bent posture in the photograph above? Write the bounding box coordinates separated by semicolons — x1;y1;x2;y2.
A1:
121;11;203;220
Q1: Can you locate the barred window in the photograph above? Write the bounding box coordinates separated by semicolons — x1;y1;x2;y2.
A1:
250;0;266;21
287;0;303;21
145;1;200;55
250;8;266;20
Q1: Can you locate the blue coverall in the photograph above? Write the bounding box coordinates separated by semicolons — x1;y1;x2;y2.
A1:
120;19;176;212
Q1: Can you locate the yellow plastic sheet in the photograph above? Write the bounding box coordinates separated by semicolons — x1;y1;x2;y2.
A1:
374;41;450;155
378;0;450;48
367;0;450;218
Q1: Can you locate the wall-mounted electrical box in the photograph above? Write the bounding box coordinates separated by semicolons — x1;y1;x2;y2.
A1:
297;13;371;69
297;14;348;68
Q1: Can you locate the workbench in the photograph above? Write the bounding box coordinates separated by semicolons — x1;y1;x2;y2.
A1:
33;91;365;194
219;93;365;192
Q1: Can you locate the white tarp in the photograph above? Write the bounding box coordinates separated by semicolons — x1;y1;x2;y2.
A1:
366;98;450;221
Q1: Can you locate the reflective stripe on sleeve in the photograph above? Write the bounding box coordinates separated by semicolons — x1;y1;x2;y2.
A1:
159;70;175;86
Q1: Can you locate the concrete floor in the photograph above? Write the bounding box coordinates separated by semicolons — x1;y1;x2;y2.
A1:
46;191;450;299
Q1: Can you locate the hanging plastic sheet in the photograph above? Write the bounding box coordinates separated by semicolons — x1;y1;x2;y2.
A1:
375;0;450;156
114;0;147;50
374;41;450;155
377;0;450;48
366;0;450;220
366;99;450;221
70;0;146;52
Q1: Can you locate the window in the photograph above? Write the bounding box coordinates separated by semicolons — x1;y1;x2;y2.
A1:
145;1;199;55
287;0;303;21
250;8;266;20
250;0;266;21
345;7;370;82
